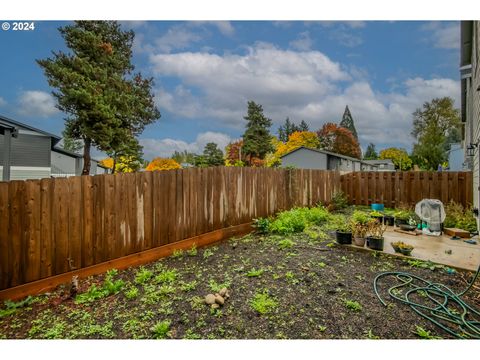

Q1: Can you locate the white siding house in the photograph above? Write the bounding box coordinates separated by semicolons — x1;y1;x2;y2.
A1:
461;21;480;211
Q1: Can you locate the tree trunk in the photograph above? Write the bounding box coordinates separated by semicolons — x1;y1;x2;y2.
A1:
82;138;91;175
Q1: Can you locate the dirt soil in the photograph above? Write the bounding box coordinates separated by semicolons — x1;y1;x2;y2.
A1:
1;230;479;339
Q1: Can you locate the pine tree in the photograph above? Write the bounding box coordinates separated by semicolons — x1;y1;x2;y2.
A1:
339;105;358;140
363;143;378;160
203;142;224;166
37;21;160;174
299;120;309;131
242;101;273;163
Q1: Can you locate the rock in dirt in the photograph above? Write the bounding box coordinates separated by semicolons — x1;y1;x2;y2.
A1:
205;294;216;305
214;294;225;305
219;287;228;297
211;303;220;309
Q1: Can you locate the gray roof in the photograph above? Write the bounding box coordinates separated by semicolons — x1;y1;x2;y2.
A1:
362;159;394;165
0;114;62;145
279;146;377;167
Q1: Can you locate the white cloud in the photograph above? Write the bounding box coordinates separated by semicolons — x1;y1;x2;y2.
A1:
0;97;6;107
17;90;58;117
422;22;460;50
289;31;313;51
147;42;459;150
330;29;363;47
154;25;203;53
210;21;235;36
140;131;232;160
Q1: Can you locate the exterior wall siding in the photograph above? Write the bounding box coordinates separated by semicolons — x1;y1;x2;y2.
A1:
472;22;480;211
0;133;51;167
0;166;51;181
281;149;328;169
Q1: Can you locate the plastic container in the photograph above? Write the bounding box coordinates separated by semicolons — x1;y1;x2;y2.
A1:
371;203;384;211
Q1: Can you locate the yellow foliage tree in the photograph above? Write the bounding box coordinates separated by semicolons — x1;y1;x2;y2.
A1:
145;158;181;171
99;156;141;173
267;131;320;167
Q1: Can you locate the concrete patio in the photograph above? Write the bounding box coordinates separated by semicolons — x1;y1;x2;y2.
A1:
352;226;480;272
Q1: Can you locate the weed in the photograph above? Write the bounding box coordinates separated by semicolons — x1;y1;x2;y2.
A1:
285;271;299;284
124;286;139;300
84;322;115;338
187;244;197;257
184;329;202;339
180;280;197;292
154;269;178;284
172;249;184;259
75;284;106;304
366;329;380;339
253;217;271;234
355;275;365;281
326;242;336;248
208;279;231;293
318;325;327;332
250;290;278;315
44;322;65;339
0;296;33;318
278;239;295;250
151;320;171;339
135;267;153;284
344;299;362;312
122;319;141;334
246;268;264;277
413;326;442;339
203;248;214;259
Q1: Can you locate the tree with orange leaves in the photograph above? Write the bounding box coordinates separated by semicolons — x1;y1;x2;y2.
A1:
316;123;361;159
224;140;245;166
145;158;181;171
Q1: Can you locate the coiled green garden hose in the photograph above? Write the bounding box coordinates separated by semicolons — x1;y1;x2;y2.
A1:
373;263;480;338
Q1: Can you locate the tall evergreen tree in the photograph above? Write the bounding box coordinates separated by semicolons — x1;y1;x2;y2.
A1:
278;117;295;142
242;101;273;162
363;143;378;160
299;120;309;131
171;150;196;165
339;105;358;140
37;21;160;174
203;142;224;166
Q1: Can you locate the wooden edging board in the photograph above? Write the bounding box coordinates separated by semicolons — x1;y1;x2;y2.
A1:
0;222;253;301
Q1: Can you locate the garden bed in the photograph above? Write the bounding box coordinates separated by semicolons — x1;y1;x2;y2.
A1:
1;222;478;339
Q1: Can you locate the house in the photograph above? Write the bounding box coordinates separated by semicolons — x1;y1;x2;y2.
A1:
460;21;480;211
362;159;396;171
279;146;378;172
0;115;109;181
447;143;466;171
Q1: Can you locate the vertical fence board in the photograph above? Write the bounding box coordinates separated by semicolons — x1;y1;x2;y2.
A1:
68;177;82;272
81;176;94;268
0;182;9;289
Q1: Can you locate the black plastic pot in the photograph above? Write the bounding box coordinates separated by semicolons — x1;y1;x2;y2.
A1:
336;231;352;245
384;215;394;226
394;218;409;227
366;236;384;250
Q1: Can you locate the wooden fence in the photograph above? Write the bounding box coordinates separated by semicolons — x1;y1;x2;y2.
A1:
0;167;340;291
340;171;473;208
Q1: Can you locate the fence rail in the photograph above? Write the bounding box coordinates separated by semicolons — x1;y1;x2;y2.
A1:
340;171;473;209
0;167;340;291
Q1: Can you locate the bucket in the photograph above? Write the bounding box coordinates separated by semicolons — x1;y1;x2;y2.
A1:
371;203;384;211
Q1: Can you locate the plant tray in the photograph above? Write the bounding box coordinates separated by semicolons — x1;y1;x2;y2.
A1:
393;228;422;236
443;228;471;238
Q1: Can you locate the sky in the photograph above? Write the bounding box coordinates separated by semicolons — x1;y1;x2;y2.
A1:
0;20;461;160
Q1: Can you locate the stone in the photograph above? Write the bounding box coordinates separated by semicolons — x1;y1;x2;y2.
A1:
219;287;228;297
224;291;230;299
214;294;225;305
205;294;216;305
211;303;220;309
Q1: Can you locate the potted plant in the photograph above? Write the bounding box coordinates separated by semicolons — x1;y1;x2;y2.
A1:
351;211;370;247
383;209;395;226
394;210;411;227
366;220;387;251
391;241;414;256
370;210;384;224
335;221;353;245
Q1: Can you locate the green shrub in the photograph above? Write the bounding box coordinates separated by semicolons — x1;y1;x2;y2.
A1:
253;217;271;234
444;201;477;233
269;206;331;235
151;320;171;339
351;210;371;225
330;190;349;210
